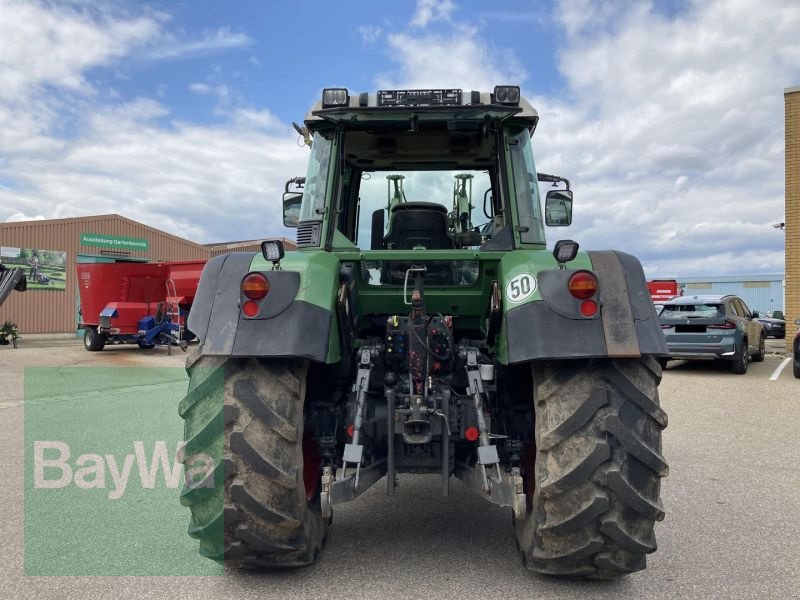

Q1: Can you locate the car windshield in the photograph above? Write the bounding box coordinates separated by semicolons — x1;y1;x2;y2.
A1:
660;304;723;319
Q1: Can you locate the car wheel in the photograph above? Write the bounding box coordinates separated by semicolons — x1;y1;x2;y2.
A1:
731;340;748;374
794;359;800;379
752;334;765;363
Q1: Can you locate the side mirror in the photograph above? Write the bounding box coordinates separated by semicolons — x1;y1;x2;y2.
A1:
751;311;759;318
544;189;573;226
282;192;303;228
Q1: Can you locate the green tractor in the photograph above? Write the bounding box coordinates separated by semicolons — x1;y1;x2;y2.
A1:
179;86;669;578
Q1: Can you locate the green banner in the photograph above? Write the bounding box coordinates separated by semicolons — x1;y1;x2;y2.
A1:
24;367;223;575
80;233;149;251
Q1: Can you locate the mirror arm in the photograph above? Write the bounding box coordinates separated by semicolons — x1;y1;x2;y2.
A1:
537;172;570;190
285;176;306;193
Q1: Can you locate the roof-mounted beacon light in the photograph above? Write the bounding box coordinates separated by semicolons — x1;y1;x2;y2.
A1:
493;85;520;105
322;88;349;108
553;239;579;269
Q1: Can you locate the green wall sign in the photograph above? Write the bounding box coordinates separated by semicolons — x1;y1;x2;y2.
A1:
80;233;149;251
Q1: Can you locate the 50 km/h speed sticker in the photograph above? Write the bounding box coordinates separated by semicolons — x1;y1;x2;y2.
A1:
505;273;537;303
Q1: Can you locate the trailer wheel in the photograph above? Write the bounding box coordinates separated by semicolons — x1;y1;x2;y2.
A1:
83;326;105;352
179;351;327;568
515;357;667;579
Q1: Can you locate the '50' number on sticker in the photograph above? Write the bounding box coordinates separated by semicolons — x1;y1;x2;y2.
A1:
506;273;537;303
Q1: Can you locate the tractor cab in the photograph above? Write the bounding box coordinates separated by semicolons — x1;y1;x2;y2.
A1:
284;87;572;258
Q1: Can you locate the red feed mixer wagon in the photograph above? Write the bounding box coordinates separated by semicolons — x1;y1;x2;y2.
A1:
77;260;205;352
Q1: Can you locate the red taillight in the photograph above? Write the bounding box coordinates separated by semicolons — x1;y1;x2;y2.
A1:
242;273;269;300
242;300;259;317
568;271;598;299
660;324;672;329
580;299;598;317
346;424;355;438
708;320;737;329
465;426;479;442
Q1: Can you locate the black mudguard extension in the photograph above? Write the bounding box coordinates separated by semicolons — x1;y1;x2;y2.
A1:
188;252;332;362
505;250;668;363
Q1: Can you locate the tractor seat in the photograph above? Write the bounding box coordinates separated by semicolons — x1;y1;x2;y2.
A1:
384;202;454;250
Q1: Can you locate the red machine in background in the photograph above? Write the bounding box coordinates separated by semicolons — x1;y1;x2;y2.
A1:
647;279;683;308
77;260;205;352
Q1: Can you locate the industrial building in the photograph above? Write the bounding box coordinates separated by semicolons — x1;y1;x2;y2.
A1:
676;274;785;316
0;214;293;334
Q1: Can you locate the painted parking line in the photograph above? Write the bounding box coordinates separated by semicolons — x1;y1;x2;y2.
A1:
769;357;791;381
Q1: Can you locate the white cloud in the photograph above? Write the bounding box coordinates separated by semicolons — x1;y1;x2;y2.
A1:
529;0;800;275
1;98;306;242
357;25;383;44
140;27;251;61
378;30;526;90
189;82;211;94
0;1;300;243
410;0;456;28
0;0;159;100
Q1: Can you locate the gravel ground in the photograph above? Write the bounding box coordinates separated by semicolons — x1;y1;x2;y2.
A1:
1;340;798;599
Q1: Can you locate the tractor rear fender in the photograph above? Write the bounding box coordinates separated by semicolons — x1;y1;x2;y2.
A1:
501;250;668;363
187;251;340;363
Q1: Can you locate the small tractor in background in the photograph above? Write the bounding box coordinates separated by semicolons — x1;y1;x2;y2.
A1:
77;260;205;352
180;86;669;579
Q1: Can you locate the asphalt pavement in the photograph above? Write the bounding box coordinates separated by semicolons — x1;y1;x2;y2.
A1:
1;340;798;599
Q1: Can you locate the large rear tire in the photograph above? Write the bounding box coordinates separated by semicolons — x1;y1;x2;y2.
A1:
179;350;327;568
515;357;668;579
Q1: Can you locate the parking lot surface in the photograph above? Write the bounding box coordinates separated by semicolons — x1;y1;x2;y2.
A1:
1;340;798;599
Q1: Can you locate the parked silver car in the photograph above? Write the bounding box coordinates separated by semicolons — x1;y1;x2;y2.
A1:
658;294;765;374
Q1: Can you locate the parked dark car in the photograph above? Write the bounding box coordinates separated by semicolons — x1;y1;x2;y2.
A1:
658;294;765;374
793;319;800;379
755;314;786;338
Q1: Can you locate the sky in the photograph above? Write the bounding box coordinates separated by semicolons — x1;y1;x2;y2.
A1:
0;0;798;277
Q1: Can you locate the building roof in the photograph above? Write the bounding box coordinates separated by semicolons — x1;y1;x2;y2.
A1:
677;273;784;283
0;213;209;251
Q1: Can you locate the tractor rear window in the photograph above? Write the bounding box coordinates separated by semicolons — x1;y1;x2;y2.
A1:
356;170;493;250
361;260;479;287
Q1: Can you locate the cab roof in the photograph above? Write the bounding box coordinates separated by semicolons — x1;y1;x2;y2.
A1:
304;88;539;133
